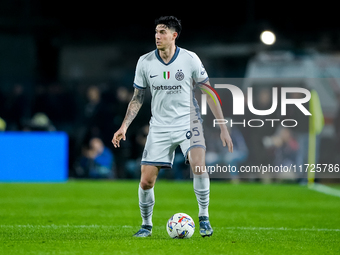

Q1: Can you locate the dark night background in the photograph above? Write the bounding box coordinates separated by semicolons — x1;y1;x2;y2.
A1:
0;0;338;81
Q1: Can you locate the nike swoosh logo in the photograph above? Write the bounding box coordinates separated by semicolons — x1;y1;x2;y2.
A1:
193;141;200;143
150;75;158;78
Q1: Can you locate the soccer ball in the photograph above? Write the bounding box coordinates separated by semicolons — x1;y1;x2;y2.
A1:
166;213;195;239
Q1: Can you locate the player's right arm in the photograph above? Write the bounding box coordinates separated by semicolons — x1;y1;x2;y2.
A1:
112;88;145;148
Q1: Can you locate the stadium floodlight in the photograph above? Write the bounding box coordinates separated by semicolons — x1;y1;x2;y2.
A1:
260;30;276;45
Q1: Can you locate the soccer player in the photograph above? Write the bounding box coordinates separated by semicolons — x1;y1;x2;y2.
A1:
112;16;233;237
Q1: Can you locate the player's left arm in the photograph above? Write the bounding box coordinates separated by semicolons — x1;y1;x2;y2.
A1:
200;81;233;152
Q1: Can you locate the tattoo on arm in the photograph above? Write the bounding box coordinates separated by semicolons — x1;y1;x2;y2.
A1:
123;88;145;129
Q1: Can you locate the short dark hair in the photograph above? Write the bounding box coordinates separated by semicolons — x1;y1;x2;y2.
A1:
155;16;182;40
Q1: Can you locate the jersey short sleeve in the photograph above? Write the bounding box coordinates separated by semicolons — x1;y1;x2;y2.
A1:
133;57;148;90
191;53;209;85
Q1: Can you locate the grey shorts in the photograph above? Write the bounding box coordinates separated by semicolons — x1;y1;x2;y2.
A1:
141;123;206;169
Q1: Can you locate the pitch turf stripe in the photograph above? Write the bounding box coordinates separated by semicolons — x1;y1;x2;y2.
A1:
0;225;111;228
308;183;340;198
221;226;340;232
1;225;340;232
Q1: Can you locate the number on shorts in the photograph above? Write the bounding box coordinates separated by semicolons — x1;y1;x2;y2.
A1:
192;127;200;136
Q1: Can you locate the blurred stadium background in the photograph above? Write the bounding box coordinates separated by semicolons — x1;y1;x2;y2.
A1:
0;0;339;182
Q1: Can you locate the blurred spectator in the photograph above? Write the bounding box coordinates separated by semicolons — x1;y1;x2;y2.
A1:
84;86;102;121
75;137;115;179
263;128;299;180
114;86;132;126
74;86;101;160
81;85;114;142
4;84;30;130
22;112;56;131
73;85;114;170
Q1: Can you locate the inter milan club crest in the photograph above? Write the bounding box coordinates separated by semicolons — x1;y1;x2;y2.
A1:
163;71;170;80
175;70;184;81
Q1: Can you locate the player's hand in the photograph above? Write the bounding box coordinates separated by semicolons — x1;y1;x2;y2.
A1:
112;126;127;148
220;128;233;153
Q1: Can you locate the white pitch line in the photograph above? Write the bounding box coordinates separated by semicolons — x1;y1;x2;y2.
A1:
308;183;340;198
0;225;339;232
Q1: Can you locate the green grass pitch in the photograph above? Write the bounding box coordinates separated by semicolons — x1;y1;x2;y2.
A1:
1;181;340;254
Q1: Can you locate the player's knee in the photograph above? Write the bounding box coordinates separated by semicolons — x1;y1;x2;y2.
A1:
140;179;155;190
140;165;159;189
189;154;205;175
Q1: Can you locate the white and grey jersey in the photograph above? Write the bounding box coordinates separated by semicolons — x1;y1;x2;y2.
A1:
133;46;208;131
